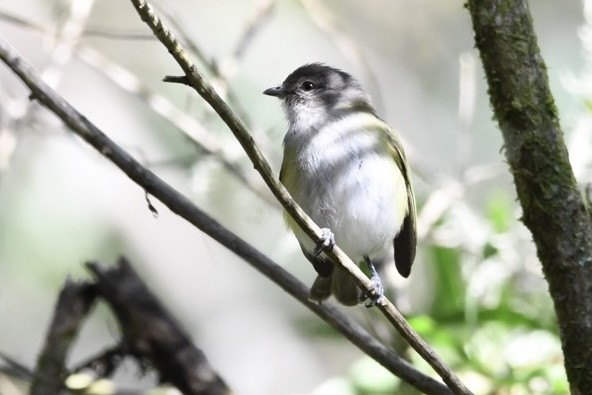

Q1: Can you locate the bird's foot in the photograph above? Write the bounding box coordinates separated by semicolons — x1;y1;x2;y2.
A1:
360;256;386;308
313;228;335;257
362;277;385;308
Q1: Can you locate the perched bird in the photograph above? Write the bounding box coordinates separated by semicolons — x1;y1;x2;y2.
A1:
264;63;416;306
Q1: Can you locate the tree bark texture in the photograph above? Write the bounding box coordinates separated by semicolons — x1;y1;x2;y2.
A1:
467;1;592;393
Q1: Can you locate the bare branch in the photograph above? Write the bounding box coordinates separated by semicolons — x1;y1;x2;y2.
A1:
0;9;274;203
0;37;452;395
0;10;45;32
233;0;275;61
75;45;275;205
0;352;34;379
153;2;252;126
0;9;153;41
219;0;275;78
299;0;384;112
82;29;153;40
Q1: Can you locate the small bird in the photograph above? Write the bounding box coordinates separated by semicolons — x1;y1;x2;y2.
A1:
264;63;416;306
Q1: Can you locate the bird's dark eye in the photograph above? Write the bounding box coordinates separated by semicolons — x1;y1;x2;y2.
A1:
301;81;316;91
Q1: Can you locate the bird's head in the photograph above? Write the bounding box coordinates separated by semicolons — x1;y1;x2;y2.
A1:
264;63;373;126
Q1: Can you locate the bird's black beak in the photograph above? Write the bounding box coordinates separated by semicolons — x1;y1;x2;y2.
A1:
263;86;288;97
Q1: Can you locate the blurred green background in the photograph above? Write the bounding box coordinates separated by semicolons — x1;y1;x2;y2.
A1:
0;0;589;394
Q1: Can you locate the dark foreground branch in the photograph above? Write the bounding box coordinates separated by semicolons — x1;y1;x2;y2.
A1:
128;1;471;393
0;38;451;395
25;258;230;394
30;280;96;395
467;1;592;393
87;258;230;395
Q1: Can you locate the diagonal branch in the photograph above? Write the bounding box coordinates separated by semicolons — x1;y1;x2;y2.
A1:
299;0;384;112
0;37;452;395
126;1;472;393
75;45;275;205
0;8;275;204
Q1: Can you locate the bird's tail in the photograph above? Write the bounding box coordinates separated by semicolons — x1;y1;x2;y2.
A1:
309;267;360;306
308;267;361;306
331;266;361;306
309;275;332;302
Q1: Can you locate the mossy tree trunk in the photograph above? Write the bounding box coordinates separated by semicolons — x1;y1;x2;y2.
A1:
467;1;592;393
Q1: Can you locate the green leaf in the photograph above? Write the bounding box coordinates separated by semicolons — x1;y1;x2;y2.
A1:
429;245;465;319
486;191;512;233
350;356;399;394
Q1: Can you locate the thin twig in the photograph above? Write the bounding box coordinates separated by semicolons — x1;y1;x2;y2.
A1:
233;0;275;60
0;9;153;41
0;10;45;32
126;1;473;393
0;352;34;379
0;37;452;395
82;28;154;40
0;1;94;173
219;0;275;79
299;0;384;113
75;45;275;205
153;2;252;126
71;346;126;377
41;0;95;89
0;9;275;202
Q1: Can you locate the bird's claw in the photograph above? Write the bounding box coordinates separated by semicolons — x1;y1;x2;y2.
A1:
313;228;335;257
362;280;386;308
361;256;386;307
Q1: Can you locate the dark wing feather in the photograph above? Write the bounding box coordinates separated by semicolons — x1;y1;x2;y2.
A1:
394;183;417;277
386;128;417;277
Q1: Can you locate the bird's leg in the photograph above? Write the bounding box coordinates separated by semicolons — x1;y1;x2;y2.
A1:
361;255;385;307
301;230;334;277
312;228;335;257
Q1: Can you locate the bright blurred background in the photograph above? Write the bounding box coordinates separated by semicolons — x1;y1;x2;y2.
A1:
0;0;589;394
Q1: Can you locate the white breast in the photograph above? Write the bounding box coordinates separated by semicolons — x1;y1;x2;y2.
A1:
282;111;408;263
